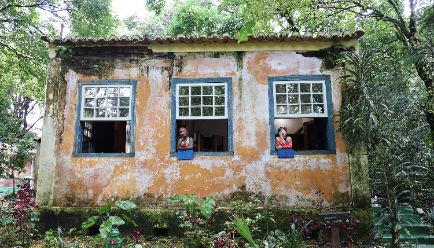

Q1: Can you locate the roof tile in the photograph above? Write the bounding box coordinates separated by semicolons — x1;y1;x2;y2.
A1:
41;31;364;46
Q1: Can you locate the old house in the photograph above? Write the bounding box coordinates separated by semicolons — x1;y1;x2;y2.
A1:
36;31;367;209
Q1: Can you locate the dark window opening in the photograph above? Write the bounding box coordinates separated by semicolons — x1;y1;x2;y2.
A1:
274;118;329;150
81;121;131;153
176;119;228;152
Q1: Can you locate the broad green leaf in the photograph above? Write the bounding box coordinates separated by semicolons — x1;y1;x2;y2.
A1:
109;216;125;226
200;196;215;219
122;214;138;226
115;201;137;211
94;234;102;242
99;221;112;239
167;194;183;202
81;216;99;230
184;193;197;213
236;22;255;43
98;203;113;215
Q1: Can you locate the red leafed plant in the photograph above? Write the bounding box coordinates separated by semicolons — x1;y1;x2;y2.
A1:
11;183;40;246
132;228;143;244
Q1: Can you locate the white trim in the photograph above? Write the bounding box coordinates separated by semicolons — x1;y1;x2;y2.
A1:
81;85;132;121
176;83;228;120
273;80;328;118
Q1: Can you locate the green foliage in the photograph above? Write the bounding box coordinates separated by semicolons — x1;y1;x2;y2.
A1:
67;0;119;37
81;200;137;242
423;206;434;226
167;0;245;37
43;227;75;248
236;21;255;43
168;192;215;219
231;214;257;248
145;0;166;15
336;48;432;247
0;95;35;181
274;221;312;248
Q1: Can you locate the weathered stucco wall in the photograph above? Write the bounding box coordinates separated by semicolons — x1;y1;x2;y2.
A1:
37;43;354;207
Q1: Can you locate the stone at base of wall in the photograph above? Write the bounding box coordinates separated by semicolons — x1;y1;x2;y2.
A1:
35;207;374;241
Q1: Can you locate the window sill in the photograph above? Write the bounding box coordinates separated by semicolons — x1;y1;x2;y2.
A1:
170;151;234;157
72;153;135;158
271;150;336;155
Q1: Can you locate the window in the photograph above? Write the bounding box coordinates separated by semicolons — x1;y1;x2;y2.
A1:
171;78;233;156
268;76;336;154
73;80;137;157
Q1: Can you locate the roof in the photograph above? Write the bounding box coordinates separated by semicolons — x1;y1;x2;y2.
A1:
41;31;364;47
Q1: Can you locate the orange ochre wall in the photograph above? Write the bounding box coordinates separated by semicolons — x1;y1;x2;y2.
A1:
51;50;348;207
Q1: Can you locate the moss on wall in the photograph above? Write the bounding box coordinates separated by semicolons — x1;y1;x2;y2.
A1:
349;145;371;209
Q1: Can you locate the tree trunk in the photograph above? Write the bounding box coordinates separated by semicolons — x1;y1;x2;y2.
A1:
414;60;434;143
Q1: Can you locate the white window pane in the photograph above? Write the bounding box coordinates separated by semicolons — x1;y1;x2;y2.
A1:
191;107;201;116
119;87;130;97
85;98;94;107
191;86;201;95
84;108;94;117
215;96;224;105
203;107;213;116
275;84;286;93
179;86;189;95
300;83;310;93
287;83;298;93
96;88;107;97
119;97;129;107
191;96;201;106
288;95;299;104
85;88;95;97
96;108;105;117
301;105;312;114
179;97;189;106
214;86;225;95
107;108;118;117
119;108;129;117
179;108;189;116
108;87;119;97
176;83;228;119
203;96;213;105
215;107;225;116
107;97;118;107
313;94;323;103
313;104;325;114
97;98;106;107
288;105;299;114
312;83;323;93
276;105;287;114
276;95;287;104
203;86;212;95
300;94;311;103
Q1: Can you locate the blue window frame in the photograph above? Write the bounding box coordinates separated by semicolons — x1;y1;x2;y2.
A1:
268;75;336;155
170;77;233;157
73;79;137;157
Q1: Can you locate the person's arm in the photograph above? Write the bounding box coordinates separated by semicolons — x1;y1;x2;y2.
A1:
275;138;282;149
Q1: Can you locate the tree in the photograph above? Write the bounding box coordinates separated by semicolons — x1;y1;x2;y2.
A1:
0;0;118;186
0;93;35;194
221;0;434;143
67;0;119;37
142;0;246;37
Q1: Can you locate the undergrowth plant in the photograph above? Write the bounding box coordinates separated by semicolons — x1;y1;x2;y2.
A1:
168;192;217;247
11;183;40;246
81;200;138;242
